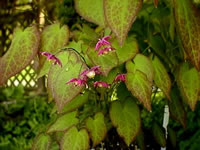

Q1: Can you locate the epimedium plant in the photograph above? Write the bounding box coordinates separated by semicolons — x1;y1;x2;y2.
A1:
0;0;200;149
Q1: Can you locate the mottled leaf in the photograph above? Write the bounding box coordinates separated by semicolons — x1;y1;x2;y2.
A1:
151;55;171;100
75;0;105;27
113;37;139;64
110;97;141;146
173;0;200;71
60;127;90;150
87;47;118;76
38;23;69;78
32;133;51;150
86;112;107;147
152;123;166;147
47;111;79;133
0;26;39;85
126;54;154;82
61;91;89;114
125;71;152;111
169;87;186;128
177;62;200;110
48;50;88;112
104;0;143;45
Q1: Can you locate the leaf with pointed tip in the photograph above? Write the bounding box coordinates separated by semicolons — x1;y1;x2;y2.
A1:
110;97;141;146
38;23;69;78
47;111;79;133
169;88;186;128
113;37;139;64
61;91;89;114
86;112;107;147
104;0;142;45
151;55;171;100
60;127;90;150
32;133;51;150
48;50;88;112
125;71;152;111
136;130;146;150
75;0;105;27
126;54;154;82
0;26;39;85
173;0;200;71
177;62;200;110
87;47;118;76
152;123;166;147
167;126;177;148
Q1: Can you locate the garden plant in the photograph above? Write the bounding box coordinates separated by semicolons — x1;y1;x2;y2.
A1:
0;0;200;149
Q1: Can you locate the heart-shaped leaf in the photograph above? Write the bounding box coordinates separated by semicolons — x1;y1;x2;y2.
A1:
60;127;90;150
110;97;141;146
173;0;200;71
32;133;51;150
125;71;152;111
61;91;89;114
126;54;154;82
151;55;171;100
87;47;119;76
48;50;88;112
177;62;200;110
169;87;186;128
113;37;139;64
0;26;40;85
152;123;166;147
104;0;143;45
47;111;79;133
38;23;69;78
75;0;105;27
85;112;107;147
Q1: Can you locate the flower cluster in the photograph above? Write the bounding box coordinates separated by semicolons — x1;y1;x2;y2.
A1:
95;36;115;56
40;52;62;67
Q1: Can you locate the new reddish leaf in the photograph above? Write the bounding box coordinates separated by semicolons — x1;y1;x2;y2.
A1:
0;26;40;85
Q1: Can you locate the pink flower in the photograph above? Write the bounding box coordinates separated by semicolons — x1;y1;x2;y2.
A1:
93;81;110;88
95;36;112;50
40;52;62;67
114;74;126;82
66;78;87;87
98;46;115;56
80;66;101;79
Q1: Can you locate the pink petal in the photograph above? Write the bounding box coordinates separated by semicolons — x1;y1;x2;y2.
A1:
94;81;110;88
102;36;112;41
114;74;126;82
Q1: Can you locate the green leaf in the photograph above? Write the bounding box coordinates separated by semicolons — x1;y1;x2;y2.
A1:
61;91;89;114
177;62;200;110
126;54;154;82
167;126;177;148
48;50;88;112
104;0;143;45
32;133;51;150
151;55;171;100
113;37;139;64
87;47;119;76
38;23;69;78
136;130;146;150
0;26;39;85
75;0;105;27
110;97;141;146
173;0;200;71
85;112;107;147
47;111;79;133
152;123;166;147
169;87;186;128
125;71;152;111
60;127;90;150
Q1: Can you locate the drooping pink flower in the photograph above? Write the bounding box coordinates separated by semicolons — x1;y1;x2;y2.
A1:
40;52;62;67
93;81;110;88
66;78;87;86
80;66;101;79
98;46;115;56
95;36;112;50
114;74;126;82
